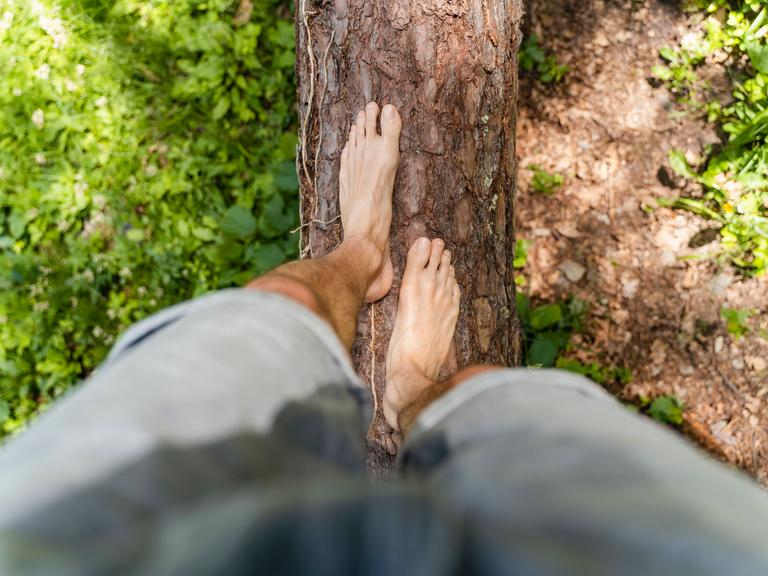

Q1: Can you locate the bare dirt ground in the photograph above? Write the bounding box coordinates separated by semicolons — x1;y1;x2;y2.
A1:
517;0;768;485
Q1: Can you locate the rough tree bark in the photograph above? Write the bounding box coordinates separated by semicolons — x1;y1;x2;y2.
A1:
294;0;524;470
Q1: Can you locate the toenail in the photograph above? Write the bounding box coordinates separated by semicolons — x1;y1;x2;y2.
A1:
415;237;429;253
382;104;395;119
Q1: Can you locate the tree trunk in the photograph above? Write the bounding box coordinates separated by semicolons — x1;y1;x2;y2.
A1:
295;0;524;471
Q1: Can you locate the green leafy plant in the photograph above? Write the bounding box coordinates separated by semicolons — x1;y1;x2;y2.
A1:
529;164;564;195
0;0;299;433
516;293;631;384
647;395;684;427
722;307;756;339
555;358;633;386
656;3;768;276
513;238;531;287
519;34;569;83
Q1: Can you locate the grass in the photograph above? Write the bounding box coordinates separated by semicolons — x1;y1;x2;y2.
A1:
0;0;298;433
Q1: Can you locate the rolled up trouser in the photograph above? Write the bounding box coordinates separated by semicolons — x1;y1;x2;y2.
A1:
0;289;765;576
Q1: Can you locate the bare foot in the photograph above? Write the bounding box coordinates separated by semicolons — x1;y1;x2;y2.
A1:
384;238;461;430
339;102;402;302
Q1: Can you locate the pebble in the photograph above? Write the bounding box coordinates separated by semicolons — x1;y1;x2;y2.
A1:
556;222;582;238
559;260;587;283
708;272;733;297
746;356;767;373
622;277;640;299
595;212;611;225
660;250;677;267
731;357;745;371
714;336;724;354
681;267;698;289
532;227;551;237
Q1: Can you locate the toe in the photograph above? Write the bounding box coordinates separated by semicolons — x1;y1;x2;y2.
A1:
356;110;366;139
452;283;461;303
428;239;444;271
381;104;402;140
438;250;451;282
405;237;431;273
365;102;379;137
349;122;357;147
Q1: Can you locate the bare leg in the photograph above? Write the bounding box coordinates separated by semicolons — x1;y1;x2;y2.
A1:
247;102;401;349
383;238;463;434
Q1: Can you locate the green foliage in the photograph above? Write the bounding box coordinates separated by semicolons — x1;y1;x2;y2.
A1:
0;0;299;433
721;307;756;338
513;238;530;286
646;395;684;427
516;292;631;384
519;34;569;83
513;238;531;269
655;3;768;276
555;358;633;386
528;164;564;195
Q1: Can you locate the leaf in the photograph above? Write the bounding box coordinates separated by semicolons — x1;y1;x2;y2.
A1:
247;242;285;273
668;149;697;179
530;303;562;330
528;334;560;367
212;95;230;120
745;40;768;74
659;46;677;62
722;307;755;339
126;228;144;241
8;211;26;239
273;161;298;192
220;205;257;239
648;395;683;426
515;292;531;322
193;227;216;242
513;239;531;269
258;194;296;236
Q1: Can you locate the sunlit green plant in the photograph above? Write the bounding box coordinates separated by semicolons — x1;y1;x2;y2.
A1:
0;0;299;433
657;2;768;276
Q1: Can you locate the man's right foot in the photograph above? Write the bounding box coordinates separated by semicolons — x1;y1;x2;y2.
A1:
339;102;402;302
383;238;461;430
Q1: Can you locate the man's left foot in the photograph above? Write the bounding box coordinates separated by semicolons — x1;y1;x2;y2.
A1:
339;102;402;302
383;238;461;430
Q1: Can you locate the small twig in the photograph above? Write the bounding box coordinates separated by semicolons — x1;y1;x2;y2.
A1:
290;215;340;234
299;0;316;191
369;303;379;417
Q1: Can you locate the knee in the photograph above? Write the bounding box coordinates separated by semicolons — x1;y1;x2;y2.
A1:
246;274;324;317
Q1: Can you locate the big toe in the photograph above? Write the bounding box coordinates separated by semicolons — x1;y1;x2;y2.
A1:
405;237;431;274
381;104;402;140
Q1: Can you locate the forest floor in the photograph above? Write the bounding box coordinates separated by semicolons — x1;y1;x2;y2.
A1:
517;0;768;486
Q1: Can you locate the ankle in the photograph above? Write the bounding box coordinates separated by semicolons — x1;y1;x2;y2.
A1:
384;368;433;430
339;236;385;278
